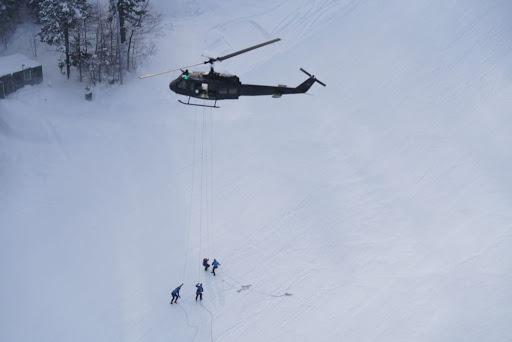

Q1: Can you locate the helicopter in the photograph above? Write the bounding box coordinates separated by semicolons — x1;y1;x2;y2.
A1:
139;38;325;108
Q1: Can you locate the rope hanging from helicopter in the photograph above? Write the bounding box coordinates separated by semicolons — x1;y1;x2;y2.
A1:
199;107;205;275
181;104;297;342
199;105;217;342
182;110;197;280
205;105;217;264
197;105;216;275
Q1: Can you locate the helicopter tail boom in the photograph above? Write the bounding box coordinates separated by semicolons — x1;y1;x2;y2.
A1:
239;68;325;97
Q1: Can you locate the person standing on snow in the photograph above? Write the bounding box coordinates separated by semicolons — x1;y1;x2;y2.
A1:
170;283;183;304
202;258;210;271
211;259;221;276
195;283;204;301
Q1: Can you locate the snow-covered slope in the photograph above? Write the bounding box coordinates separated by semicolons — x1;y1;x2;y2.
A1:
2;1;512;341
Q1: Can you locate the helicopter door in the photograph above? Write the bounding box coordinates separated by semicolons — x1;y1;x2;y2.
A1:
200;83;209;99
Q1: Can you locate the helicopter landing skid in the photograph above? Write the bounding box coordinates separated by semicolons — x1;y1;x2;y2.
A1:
178;97;219;108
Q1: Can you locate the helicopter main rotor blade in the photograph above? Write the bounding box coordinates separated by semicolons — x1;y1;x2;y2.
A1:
138;62;204;79
208;38;281;64
140;38;281;78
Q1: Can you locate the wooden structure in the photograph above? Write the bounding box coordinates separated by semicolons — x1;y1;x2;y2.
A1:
0;54;43;99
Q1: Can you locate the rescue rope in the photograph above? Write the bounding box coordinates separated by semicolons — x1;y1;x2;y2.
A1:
175;103;293;342
209;108;215;256
203;106;210;257
200;106;216;261
182;109;199;281
199;108;206;277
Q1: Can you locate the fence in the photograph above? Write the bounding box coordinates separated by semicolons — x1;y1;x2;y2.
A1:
0;65;43;99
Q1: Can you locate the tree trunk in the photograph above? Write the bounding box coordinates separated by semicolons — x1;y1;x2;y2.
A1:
64;24;71;79
32;34;38;58
78;28;83;82
126;6;147;73
110;21;114;81
117;29;123;84
84;19;88;55
127;29;134;71
96;20;101;83
117;0;126;43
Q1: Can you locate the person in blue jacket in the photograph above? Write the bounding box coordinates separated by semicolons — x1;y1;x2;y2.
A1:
170;283;183;304
195;283;204;301
211;259;221;276
202;258;210;271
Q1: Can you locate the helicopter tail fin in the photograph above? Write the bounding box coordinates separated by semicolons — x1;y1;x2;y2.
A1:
295;68;326;93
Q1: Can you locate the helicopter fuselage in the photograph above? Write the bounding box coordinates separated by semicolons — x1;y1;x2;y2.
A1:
141;38;325;107
169;71;242;100
169;69;322;105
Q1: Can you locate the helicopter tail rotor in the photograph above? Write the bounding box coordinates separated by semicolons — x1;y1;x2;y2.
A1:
300;68;326;87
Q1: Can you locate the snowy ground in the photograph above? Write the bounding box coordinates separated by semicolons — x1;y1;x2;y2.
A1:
2;1;512;341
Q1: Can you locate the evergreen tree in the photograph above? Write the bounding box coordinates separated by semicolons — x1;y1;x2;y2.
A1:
28;0;44;22
124;0;152;71
0;0;18;22
109;0;150;76
38;0;90;79
110;0;148;43
0;0;20;47
0;0;17;20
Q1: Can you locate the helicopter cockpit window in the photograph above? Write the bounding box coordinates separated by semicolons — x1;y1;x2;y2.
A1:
178;80;187;89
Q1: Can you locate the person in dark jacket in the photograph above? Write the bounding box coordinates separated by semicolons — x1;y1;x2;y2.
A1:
195;283;204;301
211;259;221;276
202;258;210;271
171;283;183;304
